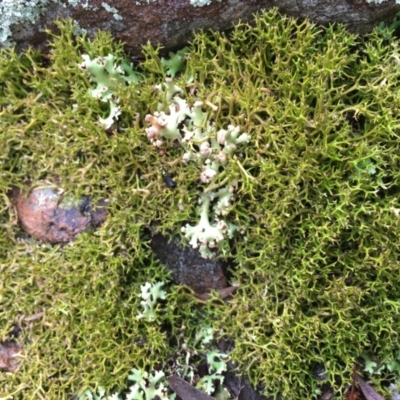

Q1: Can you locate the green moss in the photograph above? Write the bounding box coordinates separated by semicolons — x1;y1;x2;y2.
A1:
187;12;400;398
1;10;400;399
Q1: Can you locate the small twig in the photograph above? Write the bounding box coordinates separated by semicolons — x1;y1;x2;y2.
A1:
24;311;44;322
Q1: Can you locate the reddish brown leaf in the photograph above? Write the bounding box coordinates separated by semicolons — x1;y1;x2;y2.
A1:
354;373;384;400
345;387;362;400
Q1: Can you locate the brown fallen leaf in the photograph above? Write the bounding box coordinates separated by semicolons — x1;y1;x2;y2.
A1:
345;387;362;400
354;373;384;400
167;376;216;400
0;341;23;372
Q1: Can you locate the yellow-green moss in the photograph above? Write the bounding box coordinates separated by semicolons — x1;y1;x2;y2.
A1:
1;10;400;399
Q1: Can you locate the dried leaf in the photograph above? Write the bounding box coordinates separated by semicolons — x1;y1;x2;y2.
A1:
345;387;362;400
354;373;384;400
167;375;216;400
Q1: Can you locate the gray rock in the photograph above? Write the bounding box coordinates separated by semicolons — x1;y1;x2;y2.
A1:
2;0;400;55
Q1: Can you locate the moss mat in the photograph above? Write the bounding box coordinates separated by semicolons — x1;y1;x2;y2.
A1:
1;9;400;399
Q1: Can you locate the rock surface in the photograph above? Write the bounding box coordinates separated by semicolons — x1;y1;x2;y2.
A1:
0;341;23;373
2;0;400;55
15;186;107;243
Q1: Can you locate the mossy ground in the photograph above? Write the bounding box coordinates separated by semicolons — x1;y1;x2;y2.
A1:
1;9;400;399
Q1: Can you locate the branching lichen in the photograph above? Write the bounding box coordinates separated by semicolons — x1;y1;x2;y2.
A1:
79;53;141;128
78;325;228;399
145;81;250;258
136;281;166;321
190;0;222;7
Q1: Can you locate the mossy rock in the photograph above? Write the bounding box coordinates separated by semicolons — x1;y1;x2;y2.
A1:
1;9;400;399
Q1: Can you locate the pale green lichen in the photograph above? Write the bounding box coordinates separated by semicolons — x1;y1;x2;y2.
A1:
190;0;222;7
0;0;52;46
136;281;167;321
78;369;172;400
145;82;250;258
78;53;141;128
78;325;227;399
161;47;190;78
101;2;123;21
0;0;124;47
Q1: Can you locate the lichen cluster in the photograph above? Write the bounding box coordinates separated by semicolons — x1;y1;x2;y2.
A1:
78;324;228;399
1;9;400;399
144;79;250;258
